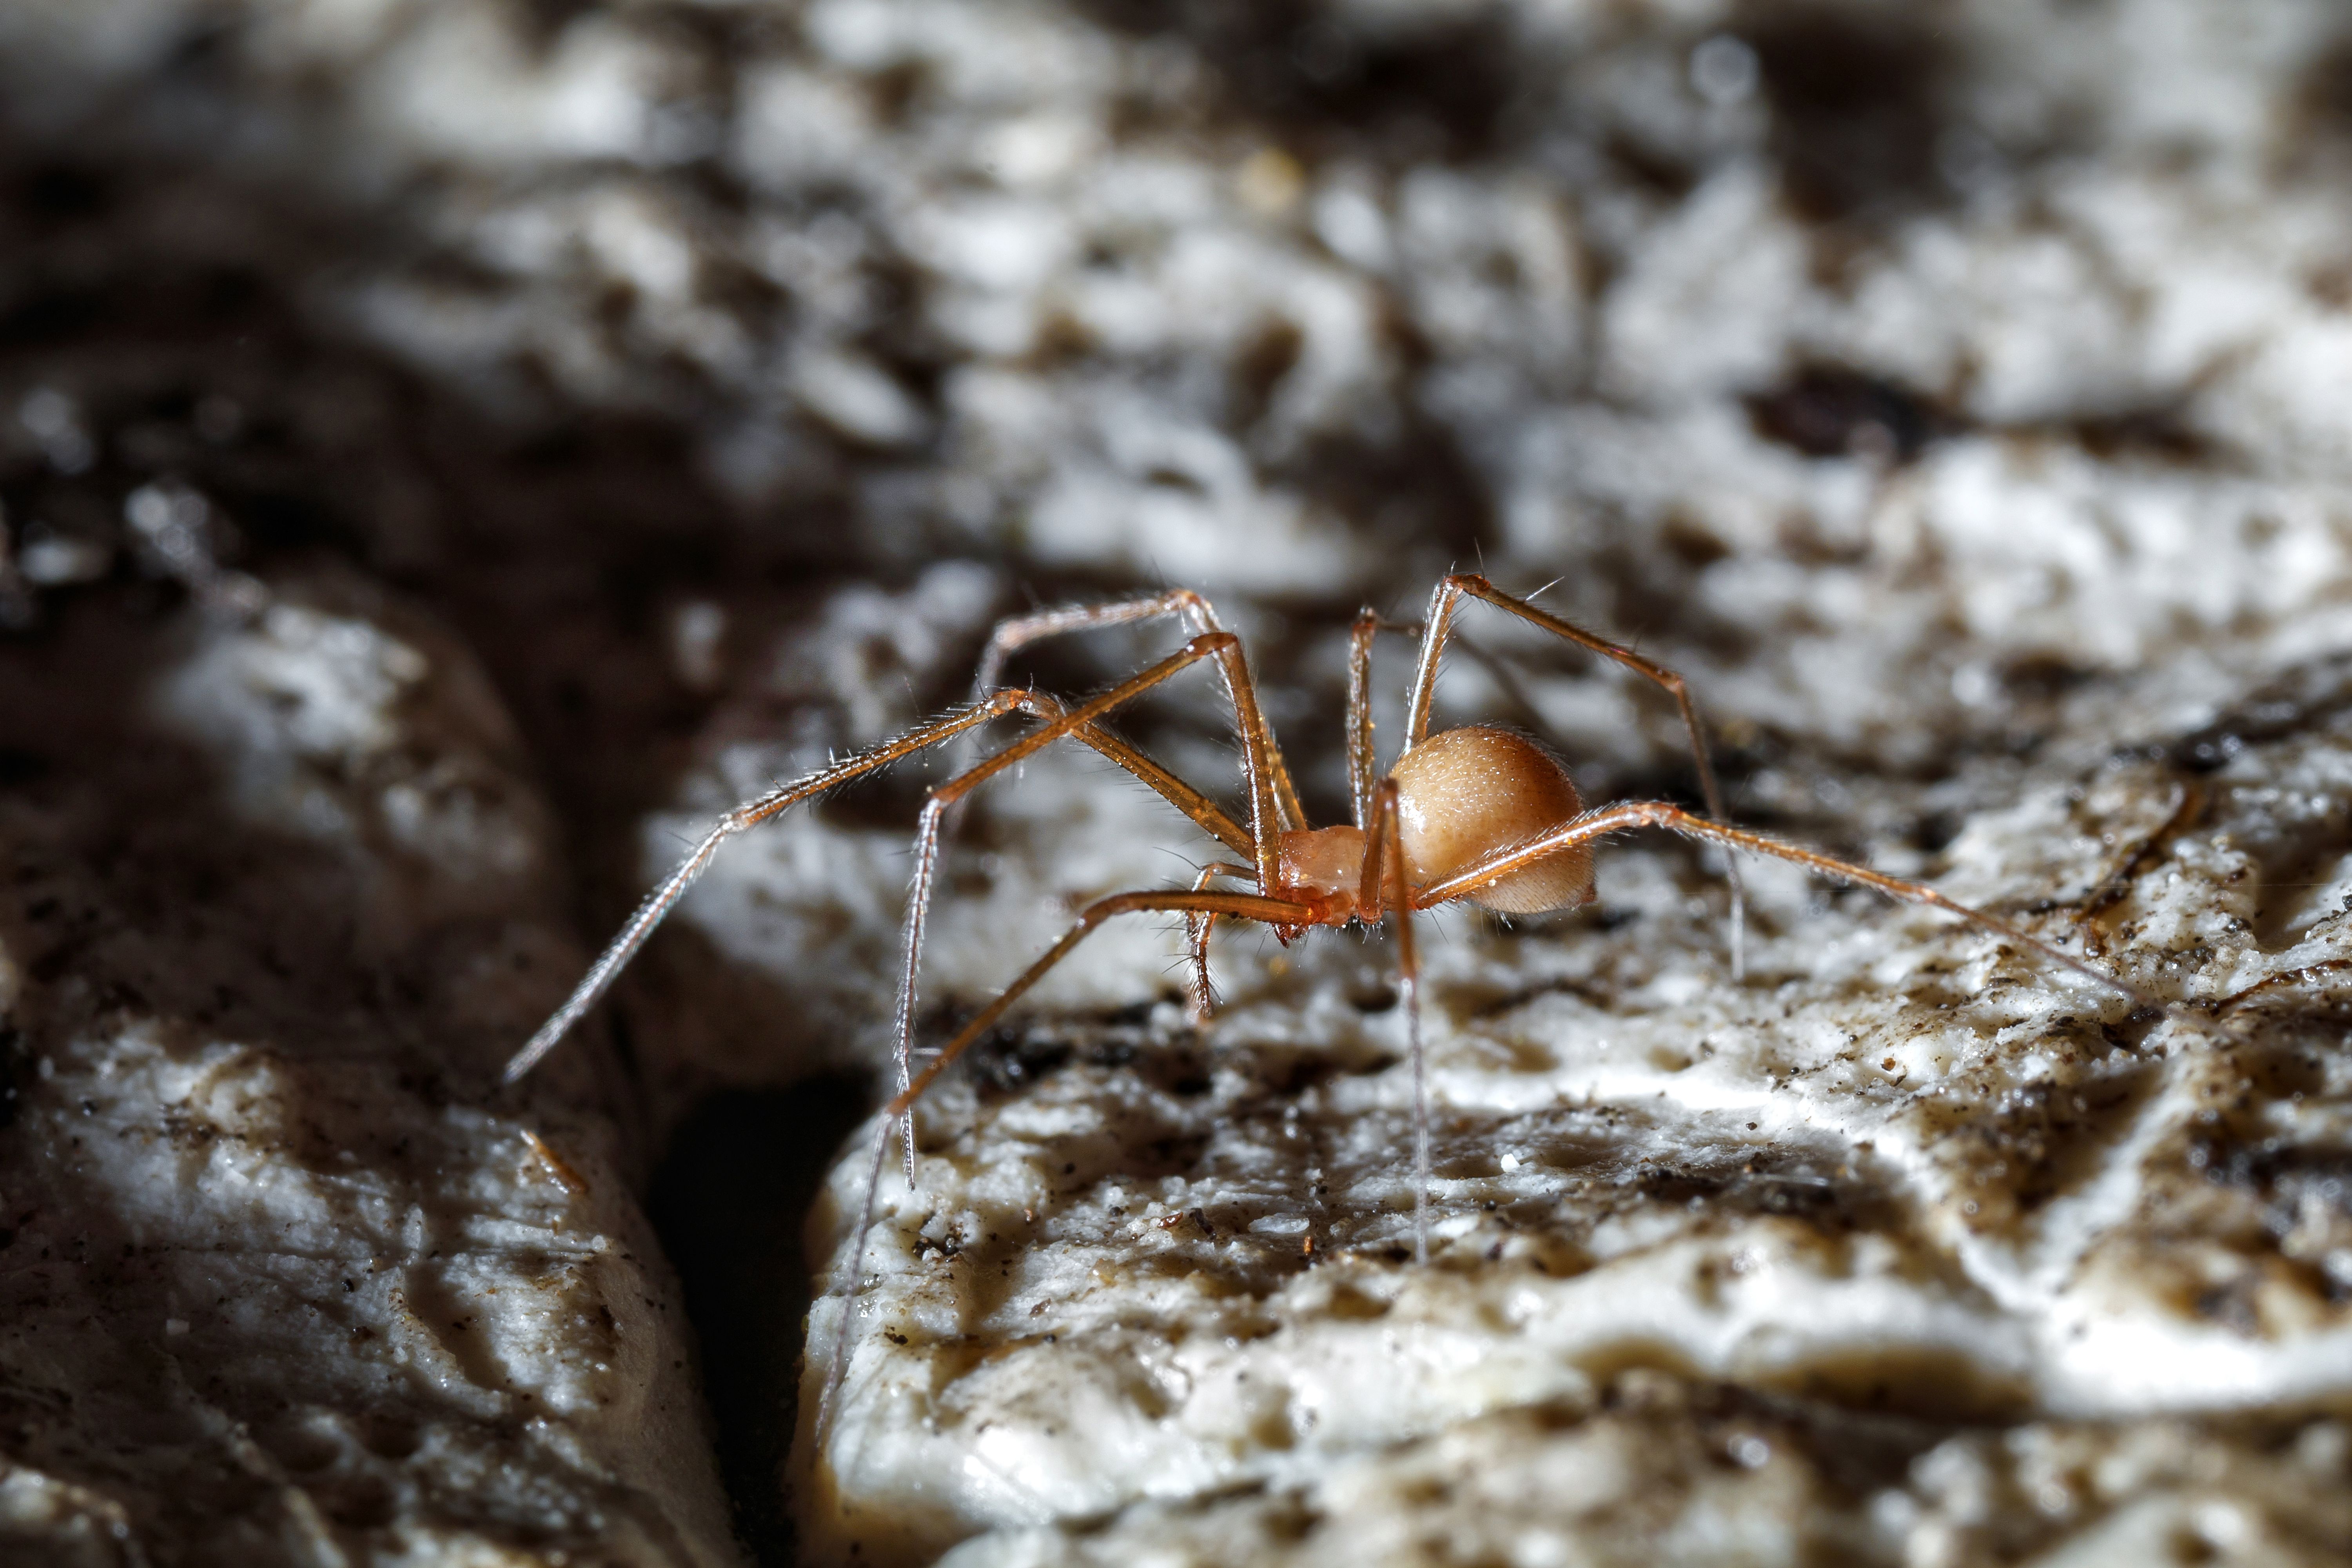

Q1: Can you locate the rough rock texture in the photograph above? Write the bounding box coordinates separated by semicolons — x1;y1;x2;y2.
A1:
2;0;2352;1564
0;576;740;1563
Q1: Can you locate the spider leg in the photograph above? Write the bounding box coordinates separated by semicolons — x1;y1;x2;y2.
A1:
1412;801;2156;1008
969;589;1308;833
1352;608;1565;818
1181;862;1259;1024
503;673;1256;1085
1359;778;1427;1261
818;886;1312;1445
1402;573;1749;980
1347;612;1380;829
505;688;1037;1083
1022;697;1252;860
887;633;1285;1182
973;590;1219;719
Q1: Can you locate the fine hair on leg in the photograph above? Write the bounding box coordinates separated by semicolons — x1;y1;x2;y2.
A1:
1181;862;1258;1023
967;588;1308;832
1346;611;1380;830
1400;573;1750;980
1414;801;2155;1008
505;660;1258;1086
879;633;1276;1178
817;886;1312;1446
505;688;1044;1083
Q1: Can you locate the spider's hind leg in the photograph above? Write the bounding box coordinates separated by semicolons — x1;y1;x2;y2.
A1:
1403;573;1750;980
1414;800;2154;1009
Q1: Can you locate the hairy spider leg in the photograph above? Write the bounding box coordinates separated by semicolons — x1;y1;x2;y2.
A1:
506;689;1036;1083
969;588;1308;832
1351;608;1592;798
1020;698;1252;859
1359;777;1428;1261
1180;862;1259;1023
503;672;1255;1085
1413;800;2155;1008
1346;612;1381;830
1403;573;1750;979
821;886;1314;1443
884;631;1296;1181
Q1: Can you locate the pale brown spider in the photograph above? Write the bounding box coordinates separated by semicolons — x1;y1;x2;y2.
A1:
502;573;2144;1433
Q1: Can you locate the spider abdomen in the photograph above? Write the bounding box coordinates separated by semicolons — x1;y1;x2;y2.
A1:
1392;725;1595;914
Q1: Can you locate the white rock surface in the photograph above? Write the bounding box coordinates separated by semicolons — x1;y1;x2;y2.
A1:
0;581;739;1565
782;643;2352;1564
1;0;2351;1564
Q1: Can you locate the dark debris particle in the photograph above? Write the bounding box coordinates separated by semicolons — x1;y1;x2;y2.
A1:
1746;365;1947;462
18;161;114;221
2133;653;2352;772
2296;34;2352;149
2067;406;2216;464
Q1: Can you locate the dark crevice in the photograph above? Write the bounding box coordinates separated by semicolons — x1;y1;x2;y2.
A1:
647;1078;869;1568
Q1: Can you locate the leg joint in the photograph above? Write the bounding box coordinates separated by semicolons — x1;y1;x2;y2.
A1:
997;686;1060;717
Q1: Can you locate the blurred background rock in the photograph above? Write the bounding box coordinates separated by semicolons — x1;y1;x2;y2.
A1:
3;1;2352;1563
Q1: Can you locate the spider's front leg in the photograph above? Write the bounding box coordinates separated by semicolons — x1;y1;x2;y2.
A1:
503;688;1040;1083
503;640;1256;1085
1181;862;1259;1025
818;884;1312;1443
877;632;1280;1182
1360;777;1428;1262
968;588;1309;833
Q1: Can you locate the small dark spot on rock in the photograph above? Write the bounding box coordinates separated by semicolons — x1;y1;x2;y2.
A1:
2068;407;2214;464
1745;4;1954;222
1747;365;1944;461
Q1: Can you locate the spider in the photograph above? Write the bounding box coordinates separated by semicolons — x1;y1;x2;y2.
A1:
501;573;2144;1436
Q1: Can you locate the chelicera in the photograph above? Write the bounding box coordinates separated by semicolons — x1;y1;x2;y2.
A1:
502;573;2143;1432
